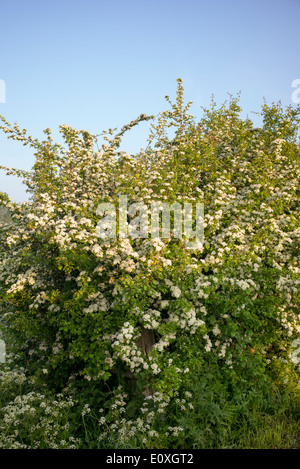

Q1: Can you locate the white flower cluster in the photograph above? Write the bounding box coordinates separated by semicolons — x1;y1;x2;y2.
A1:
6;270;37;294
168;307;205;334
170;285;181;298
0;386;80;449
141;309;161;330
83;292;108;313
111;322;148;373
98;386;192;446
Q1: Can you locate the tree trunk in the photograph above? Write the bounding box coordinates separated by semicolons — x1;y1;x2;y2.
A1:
137;328;156;397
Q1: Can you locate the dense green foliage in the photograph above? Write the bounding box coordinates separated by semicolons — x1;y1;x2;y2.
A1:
0;80;299;448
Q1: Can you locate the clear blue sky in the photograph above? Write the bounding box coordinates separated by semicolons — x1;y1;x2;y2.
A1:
1;0;299;202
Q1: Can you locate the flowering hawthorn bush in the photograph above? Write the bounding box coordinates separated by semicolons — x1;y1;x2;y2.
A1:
0;80;300;410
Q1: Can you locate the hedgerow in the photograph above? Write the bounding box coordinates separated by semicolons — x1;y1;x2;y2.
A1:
0;79;299;448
